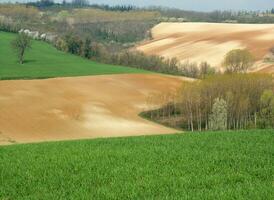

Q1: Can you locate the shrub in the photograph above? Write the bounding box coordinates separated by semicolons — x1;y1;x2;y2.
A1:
55;38;68;52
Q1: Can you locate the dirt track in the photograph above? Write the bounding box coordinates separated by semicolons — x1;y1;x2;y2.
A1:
137;22;274;71
0;74;185;145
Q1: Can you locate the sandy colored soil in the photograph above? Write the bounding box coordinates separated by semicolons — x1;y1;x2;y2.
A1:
250;61;274;74
137;22;274;71
0;74;186;145
257;64;274;73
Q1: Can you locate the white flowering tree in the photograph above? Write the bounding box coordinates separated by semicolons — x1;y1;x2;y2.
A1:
209;98;228;131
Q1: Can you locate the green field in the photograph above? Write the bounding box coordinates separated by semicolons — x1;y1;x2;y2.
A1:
0;32;147;80
0;130;273;199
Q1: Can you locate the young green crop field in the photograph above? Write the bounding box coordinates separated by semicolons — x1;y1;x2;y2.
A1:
0;32;147;80
0;130;273;199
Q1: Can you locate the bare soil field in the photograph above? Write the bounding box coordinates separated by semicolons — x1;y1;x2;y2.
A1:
0;74;185;145
257;64;274;73
137;22;274;71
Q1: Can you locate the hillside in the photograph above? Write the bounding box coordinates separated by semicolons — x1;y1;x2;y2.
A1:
0;32;147;80
0;31;191;145
1;130;273;199
0;74;185;145
0;3;273;200
137;22;274;72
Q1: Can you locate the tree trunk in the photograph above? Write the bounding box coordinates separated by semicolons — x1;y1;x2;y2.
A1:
190;112;194;132
254;112;257;129
19;49;25;64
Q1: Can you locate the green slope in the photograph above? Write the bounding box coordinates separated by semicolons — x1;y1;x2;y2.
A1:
0;130;273;199
0;32;147;80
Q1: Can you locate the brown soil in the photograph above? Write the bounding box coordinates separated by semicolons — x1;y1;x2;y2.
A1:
0;74;186;145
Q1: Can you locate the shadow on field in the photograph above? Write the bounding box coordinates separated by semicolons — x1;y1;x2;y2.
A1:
24;59;36;64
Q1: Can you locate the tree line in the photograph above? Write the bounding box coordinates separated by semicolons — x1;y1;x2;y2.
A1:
23;1;274;24
11;30;255;79
27;0;136;11
9;29;217;79
54;33;257;77
53;33;218;77
72;20;156;43
143;74;274;131
153;8;274;24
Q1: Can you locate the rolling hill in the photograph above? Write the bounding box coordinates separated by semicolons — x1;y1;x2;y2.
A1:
137;22;274;72
0;71;186;145
0;32;147;80
0;4;273;200
0;31;191;145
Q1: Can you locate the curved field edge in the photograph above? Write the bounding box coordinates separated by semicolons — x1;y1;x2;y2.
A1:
0;31;149;80
0;74;183;145
0;130;273;199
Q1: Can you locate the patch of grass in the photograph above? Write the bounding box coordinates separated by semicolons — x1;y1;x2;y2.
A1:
0;130;273;199
0;32;148;80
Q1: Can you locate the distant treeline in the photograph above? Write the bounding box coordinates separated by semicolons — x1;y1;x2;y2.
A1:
10;0;273;24
24;0;274;23
154;8;274;24
26;0;136;11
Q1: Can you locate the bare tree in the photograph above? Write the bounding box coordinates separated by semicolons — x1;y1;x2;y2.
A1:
11;33;31;64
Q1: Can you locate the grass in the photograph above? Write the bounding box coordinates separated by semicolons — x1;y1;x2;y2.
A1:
0;130;273;199
0;32;148;80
